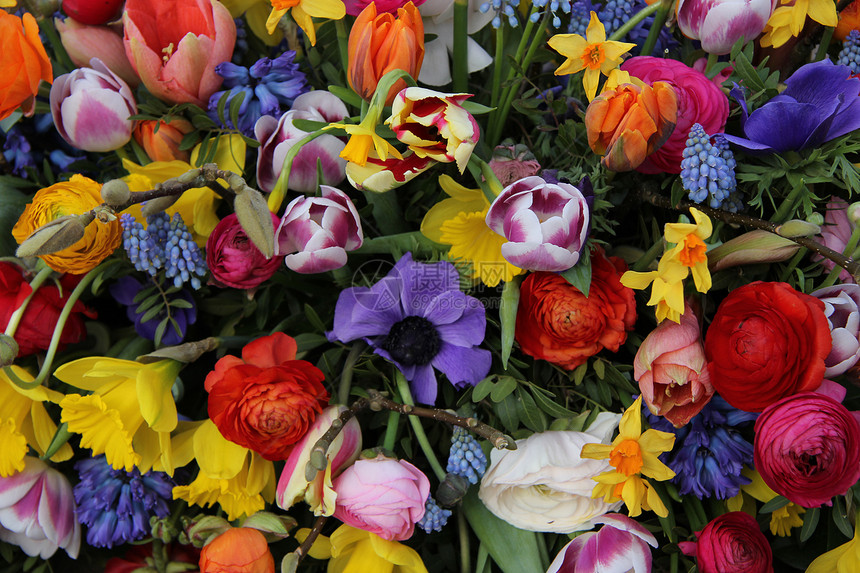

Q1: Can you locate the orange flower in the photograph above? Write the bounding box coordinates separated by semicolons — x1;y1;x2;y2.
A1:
348;1;424;105
12;175;122;275
0;11;53;121
199;528;275;573
585;81;678;172
133;119;194;162
835;0;860;41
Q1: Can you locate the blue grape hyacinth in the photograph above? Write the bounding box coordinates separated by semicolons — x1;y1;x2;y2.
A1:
446;426;487;485
681;123;742;212
416;496;453;533
120;212;207;289
837;30;860;75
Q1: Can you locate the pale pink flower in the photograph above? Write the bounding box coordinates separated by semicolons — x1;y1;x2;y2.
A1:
811;284;860;377
677;0;777;55
55;18;139;87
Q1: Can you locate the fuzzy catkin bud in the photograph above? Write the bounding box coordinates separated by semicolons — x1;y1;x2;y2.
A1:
233;186;274;259
16;212;95;258
100;179;131;206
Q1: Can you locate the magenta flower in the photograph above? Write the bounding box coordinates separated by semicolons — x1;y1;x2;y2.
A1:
546;514;657;573
814;197;856;283
343;0;426;16
275;186;363;274
677;0;777;55
206;212;284;289
679;512;772;573
811;284;860;377
0;457;80;559
486;176;591;272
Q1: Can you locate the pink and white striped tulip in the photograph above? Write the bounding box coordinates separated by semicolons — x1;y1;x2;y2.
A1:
275;186;363;274
50;58;136;152
255;90;349;194
388;87;479;173
546;514;657;573
0;457;80;559
677;0;777;55
486;176;591;272
276;405;362;516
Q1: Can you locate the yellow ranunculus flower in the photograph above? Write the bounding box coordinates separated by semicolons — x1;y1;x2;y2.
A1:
12;175;122;274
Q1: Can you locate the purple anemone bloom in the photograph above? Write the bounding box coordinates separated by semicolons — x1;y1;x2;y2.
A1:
724;59;860;154
330;253;492;404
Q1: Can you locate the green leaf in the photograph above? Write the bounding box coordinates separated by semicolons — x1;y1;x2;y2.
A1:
472;376;496;402
304;303;327;333
292;119;329;132
154;317;170;347
294;333;329;353
799;507;819;543
170;299;194;309
462;490;544;573
528;385;577;418
141;302;167;324
490;376;517;402
593;359;605;380
327;85;363;109
515;386;546;432
733;51;766;94
832;496;854;539
560;248;591;296
462;101;496;115
494;393;520;432
759;495;790;513
500;277;521;369
228;91;246;132
0;187;31;257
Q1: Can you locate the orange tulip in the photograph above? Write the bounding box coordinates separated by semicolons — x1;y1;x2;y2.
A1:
134;119;194;162
585;81;678;172
199;528;275;573
348;1;424;105
0;11;53;121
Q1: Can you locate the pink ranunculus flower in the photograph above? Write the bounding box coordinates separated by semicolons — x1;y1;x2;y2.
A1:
815;197;856;284
332;455;430;541
811;284;860;377
485;175;591;272
754;392;860;508
55;18;139;87
255;90;349;193
0;457;80;559
679;512;772;573
275;186;363;274
344;0;426;15
122;0;236;107
621;57;729;174
50;58;137;152
677;0;777;55
206;212;284;289
276;405;362;516
635;303;714;427
546;514;657;573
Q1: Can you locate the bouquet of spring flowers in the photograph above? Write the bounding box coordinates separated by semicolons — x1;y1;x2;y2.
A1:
3;0;860;570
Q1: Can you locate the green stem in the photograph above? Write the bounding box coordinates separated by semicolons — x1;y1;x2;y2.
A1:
336;18;350;81
536;532;550;571
821;223;860;288
490;24;505;110
778;247;808;283
458;510;471;573
772;180;805;224
815;27;835;61
607;1;661;42
705;52;719;77
4;266;54;337
338;342;365;404
632;237;664;272
469;155;503;202
395;371;446;481
267;129;330;212
382;410;400;451
452;0;469;92
639;0;673;56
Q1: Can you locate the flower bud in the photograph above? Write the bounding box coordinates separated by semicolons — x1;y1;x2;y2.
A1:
134;119;194;162
849;202;860;226
141;194;182;217
436;472;470;507
240;512;297;541
775;219;821;238
233;187;274;259
62;0;124;25
16;212;95;258
0;334;19;367
184;515;231;548
707;230;800;272
100;179;131;206
807;212;825;226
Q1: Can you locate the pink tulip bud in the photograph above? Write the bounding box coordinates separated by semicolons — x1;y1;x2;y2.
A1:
50;58;137;152
275;186;363;274
547;514;657;573
276;405;362;516
55;18;139;87
0;457;80;559
677;0;777;55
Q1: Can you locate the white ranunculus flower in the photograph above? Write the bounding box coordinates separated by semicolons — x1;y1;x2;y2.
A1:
478;412;623;533
418;0;494;86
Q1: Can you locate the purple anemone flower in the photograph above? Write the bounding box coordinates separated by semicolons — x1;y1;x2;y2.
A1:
110;276;197;346
724;59;860;154
330;253;492;404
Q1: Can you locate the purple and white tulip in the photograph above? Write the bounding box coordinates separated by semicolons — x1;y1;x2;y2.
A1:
388;87;479;173
275;186;363;274
0;457;80;559
546;514;657;573
811;284;860;377
255;90;349;194
49;57;136;152
677;0;777;55
485;176;591;272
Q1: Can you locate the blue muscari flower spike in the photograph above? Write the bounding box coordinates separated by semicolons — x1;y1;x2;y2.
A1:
645;396;757;500
74;455;174;549
120;214;163;276
480;0;520;28
446;426;487;485
417;496;453;534
568;0;677;54
681;123;742;212
837;30;860;74
120;213;207;289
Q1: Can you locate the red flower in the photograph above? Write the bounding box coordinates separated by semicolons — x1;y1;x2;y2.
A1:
199;528;274;573
515;247;636;370
704;281;831;412
679;512;772;573
105;543;199;573
0;262;95;357
206;213;284;289
205;333;329;460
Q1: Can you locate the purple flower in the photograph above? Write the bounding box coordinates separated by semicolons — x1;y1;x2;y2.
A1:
724;59;860;154
811;284;860;377
110;276;196;345
546;514;657;573
330;253;491;404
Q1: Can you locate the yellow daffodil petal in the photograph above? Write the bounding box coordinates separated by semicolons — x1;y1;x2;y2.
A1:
420;175;487;242
690;261;712;292
620;475;647;517
770;504;804;537
60;392;142;471
584;11;607;43
645;481;669;517
806;0;837;25
27;402;73;462
617;396;644;440
439;209;524;287
194;419;249;480
547;34;589;76
0;419;27;476
266;7;287;34
135;360;180;433
581;443;614;460
295;528;333;560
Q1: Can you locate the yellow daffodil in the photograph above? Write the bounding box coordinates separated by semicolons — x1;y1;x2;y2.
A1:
760;0;837;48
0;366;72;477
220;0;284;46
328;112;402;168
726;468;805;537
581;397;676;517
807;511;860;573
265;0;345;45
547;12;636;101
171;420;276;521
326;525;428;573
55;358;181;474
420;175;524;287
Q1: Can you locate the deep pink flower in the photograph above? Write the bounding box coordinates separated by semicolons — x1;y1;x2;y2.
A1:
679;512;772;573
343;0;426;17
206;213;284;289
547;514;657;573
677;0;777;55
815;197;856;284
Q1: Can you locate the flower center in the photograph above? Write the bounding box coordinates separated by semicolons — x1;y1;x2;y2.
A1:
270;0;301;9
609;439;644;476
382;316;441;366
581;44;605;70
679;234;707;267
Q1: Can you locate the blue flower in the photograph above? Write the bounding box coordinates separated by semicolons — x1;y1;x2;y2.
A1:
74;456;174;548
110;276;197;346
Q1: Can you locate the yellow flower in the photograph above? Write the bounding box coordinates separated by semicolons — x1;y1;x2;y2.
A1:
420;175;524;287
220;0;284;46
581;396;676;517
12;175;122;274
0;366;72;477
55;358;181;474
171;420;276;521
760;0;837;48
807;512;860;573
547;12;636;101
327;525;428;573
265;0;345;45
329;113;402;168
727;468;805;537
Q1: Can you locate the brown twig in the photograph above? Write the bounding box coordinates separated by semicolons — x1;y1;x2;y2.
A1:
294;515;328;562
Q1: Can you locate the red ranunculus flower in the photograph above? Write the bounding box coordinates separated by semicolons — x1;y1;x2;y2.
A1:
206;213;284;289
679;512;772;573
0;262;95;357
199;528;274;573
704;281;831;412
205;333;329;460
515;247;636;370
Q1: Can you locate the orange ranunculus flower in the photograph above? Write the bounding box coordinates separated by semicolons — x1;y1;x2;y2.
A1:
348;1;424;105
0;11;53;121
585;81;678;172
12;175;122;275
199;528;275;573
133;119;194;162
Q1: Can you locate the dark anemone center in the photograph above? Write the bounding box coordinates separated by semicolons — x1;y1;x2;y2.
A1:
382;316;440;366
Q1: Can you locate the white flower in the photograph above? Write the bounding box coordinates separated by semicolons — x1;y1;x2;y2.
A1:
418;0;494;86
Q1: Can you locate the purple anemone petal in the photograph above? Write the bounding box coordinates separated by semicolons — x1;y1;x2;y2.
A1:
432;343;492;389
332;281;404;341
423;290;467;326
408;364;439;404
435;300;487;347
740;101;821;153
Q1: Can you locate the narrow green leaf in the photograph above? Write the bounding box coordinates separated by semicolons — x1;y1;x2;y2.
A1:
515;386;546;432
528;385;577;418
832;496;854;538
593;359;605;379
472;376;496;402
759;495;790;513
41;423;71;461
799;507;819;543
228;91;246;130
560;248;591;296
490;375;517;402
136;293;163;315
141;303;167;324
500;277;521;369
154;317;170;347
494;393;520;432
304;303;327;333
462;491;544;573
733;51;766;94
169;299;194;309
327;84;363;108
